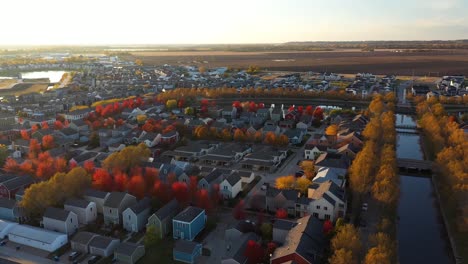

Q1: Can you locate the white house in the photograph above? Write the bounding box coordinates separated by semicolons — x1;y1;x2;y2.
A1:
8;224;68;252
238;171;255;184
89;236;120;257
220;173;242;199
64;199;97;225
304;145;327;160
83;189;110;214
103;192;137;225
122;198;151;233
43;207;79;236
305;181;346;221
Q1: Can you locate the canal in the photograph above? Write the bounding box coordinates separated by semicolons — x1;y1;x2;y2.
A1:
396;114;452;264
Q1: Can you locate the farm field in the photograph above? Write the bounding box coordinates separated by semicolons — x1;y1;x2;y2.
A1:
123;49;468;76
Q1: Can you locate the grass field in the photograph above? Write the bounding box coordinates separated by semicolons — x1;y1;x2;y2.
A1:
0;83;49;96
123;49;468;76
0;79;17;89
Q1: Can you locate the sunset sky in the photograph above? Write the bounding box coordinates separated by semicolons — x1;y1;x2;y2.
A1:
1;0;467;45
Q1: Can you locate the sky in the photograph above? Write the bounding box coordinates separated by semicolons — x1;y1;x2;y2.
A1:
1;0;467;45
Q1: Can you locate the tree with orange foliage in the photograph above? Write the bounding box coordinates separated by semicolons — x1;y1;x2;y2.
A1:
41;121;49;130
233;129;246;141
28;139;41;159
144;167;159;187
113;171;129;192
19;161;35;176
83;160;95;174
276;134;289;146
172;182;189;206
35;152;55;179
264;132;276;145
93;169;113;191
20;130;30;140
3;158;19;173
128;175;146;199
41;135;55;150
54;157;68;173
53;121;64;130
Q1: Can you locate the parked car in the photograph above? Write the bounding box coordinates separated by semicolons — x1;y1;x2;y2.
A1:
88;256;101;264
295;171;304;177
362;203;368;211
261;183;268;191
69;251;81;261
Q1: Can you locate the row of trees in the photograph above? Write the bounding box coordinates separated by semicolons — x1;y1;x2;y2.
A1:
156;87;369;104
275;175;312;194
194;125;290;147
416;100;468;240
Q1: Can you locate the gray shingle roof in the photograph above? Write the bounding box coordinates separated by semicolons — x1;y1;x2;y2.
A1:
65;198;91;209
89;236;118;249
71;231;99;245
114;242;144;256
173;206;204;222
104;192;135;208
155;199;179;220
0;197;17;209
273;219;297;230
43;207;73;221
173;240;200;254
84;189;109;199
128;197;151;215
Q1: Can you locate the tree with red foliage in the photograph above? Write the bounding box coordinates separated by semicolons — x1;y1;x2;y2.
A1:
275;208;288;219
95;105;104;117
136;97;144;107
297;105;304;114
55;157;68;173
233;101;241;108
323;219;333;235
114;171;129;192
69;160;78;170
28;139;41;159
211;184;221;209
266;242;277;258
83;160;95;174
42;135;55;150
41;121;49;130
196;189;212;213
288;105;295;112
233;200;246;220
178;98;185;108
153;181;172;203
313;107;324;120
142;122;154;133
53;120;64;130
305;105;314;115
20;130;30;140
258;103;265;109
116;119;124;127
167;172;177;185
189;176;198;201
19;161;35;176
144;167;159;187
36;152;55;179
93;169;113;191
248;101;257;112
56;115;65;122
3;158;19;173
172;182;189;205
113;102;120;113
128;175;146;199
244;240;264;264
31;124;39;133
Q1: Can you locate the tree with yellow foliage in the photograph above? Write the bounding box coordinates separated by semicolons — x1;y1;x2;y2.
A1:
103;144;151;173
329;249;357;264
299;160;315;180
275;176;295;190
330;224;361;264
295;177;312;194
325;124;339;136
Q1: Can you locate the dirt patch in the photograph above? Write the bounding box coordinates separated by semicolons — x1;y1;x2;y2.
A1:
124;49;468;76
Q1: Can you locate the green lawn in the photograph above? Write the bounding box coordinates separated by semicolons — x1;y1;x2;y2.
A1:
137;239;176;264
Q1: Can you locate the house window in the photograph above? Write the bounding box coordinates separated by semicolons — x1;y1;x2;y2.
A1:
313;213;319;218
223;186;228;190
324;206;328;211
316;205;320;209
128;215;131;220
325;214;331;220
70;218;73;223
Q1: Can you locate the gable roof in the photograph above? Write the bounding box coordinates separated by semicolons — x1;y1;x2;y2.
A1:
225;172;242;186
65;198;92;209
84;189;109;199
174;240;201;254
1;175;34;191
115;242;144;256
71;231;99;245
104;192;135;208
43;207;73;221
127;197;151;215
89;236;119;249
173;206;204;223
154;199;179;220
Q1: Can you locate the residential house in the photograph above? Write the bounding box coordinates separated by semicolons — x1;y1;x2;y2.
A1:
55;127;79;140
71;231;99;253
64;198;97;225
146;199;179;238
219;172;242;199
266;186;299;215
273;219;297;244
83;189;110;214
0;198;22;222
238;171;255;184
89;236;120;257
262;124;281;136
304;144;327;160
123;197;151;232
114;242;146;264
160;130;179;145
173;240;202;264
173;206;206;241
271;216;325;264
0;175;34;200
64;108;92;121
271;107;282;122
222;232;260;264
284;129;304;145
314;153;350;176
305;180;346;221
7;224;68;252
43;207;79;235
336;143;360;159
224;220;256;243
240;146;287;173
313;167;346;188
103;192;137;225
69;151;98;166
198;168;228;193
69;119;89;133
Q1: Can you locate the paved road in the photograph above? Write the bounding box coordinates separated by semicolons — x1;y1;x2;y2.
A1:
0;245;56;264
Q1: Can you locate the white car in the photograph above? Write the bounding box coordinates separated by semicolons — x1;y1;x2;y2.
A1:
362;203;368;211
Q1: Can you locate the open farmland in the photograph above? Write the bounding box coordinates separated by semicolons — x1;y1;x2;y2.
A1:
123;49;468;76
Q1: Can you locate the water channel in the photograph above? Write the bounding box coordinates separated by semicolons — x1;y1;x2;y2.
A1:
396;114;452;264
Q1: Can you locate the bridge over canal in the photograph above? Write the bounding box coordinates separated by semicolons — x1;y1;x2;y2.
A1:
397;158;433;174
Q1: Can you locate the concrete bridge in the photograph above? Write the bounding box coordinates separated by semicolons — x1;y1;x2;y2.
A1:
397;158;433;174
